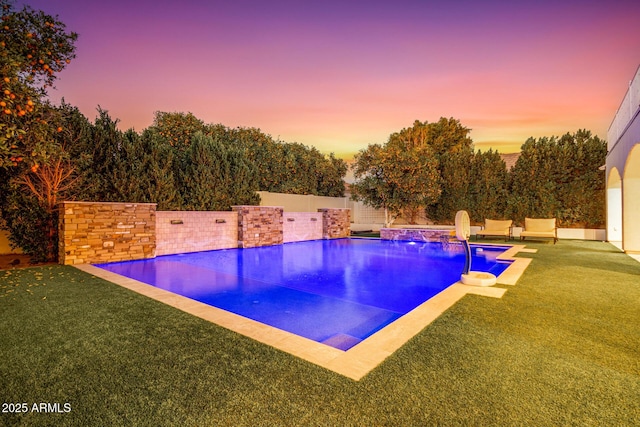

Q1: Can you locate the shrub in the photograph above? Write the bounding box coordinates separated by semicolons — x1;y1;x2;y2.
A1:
0;186;57;262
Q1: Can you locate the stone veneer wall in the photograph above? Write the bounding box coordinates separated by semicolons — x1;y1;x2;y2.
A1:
283;212;323;243
58;203;352;264
59;201;156;265
232;206;284;248
156;211;238;256
318;208;350;239
380;227;455;243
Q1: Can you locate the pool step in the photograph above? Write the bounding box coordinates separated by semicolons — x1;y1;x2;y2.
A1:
321;333;362;351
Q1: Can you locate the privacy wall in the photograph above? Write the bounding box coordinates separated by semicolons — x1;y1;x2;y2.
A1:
233;206;284;249
156;211;238;256
59;202;156;265
58;201;350;265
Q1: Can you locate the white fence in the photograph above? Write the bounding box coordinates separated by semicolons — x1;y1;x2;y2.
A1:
257;191;348;211
258;191;387;231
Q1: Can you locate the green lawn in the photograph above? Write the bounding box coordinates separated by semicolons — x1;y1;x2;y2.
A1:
1;240;639;426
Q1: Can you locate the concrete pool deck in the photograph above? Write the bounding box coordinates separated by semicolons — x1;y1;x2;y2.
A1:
74;243;533;381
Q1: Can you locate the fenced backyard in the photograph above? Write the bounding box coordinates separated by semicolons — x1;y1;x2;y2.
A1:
1;239;638;425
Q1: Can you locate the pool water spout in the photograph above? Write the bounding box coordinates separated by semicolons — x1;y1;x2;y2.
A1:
455;210;497;287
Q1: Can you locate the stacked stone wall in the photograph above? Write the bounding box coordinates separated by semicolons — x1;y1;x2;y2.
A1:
58;202;352;264
232;206;284;248
59;202;156;265
319;208;350;239
380;227;455;243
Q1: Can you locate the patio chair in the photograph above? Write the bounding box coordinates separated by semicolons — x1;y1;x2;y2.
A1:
475;219;512;241
519;218;557;244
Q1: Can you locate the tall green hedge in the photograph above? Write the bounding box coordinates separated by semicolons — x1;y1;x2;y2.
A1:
506;130;606;228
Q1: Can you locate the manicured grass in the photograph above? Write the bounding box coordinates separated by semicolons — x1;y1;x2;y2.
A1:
1;240;639;426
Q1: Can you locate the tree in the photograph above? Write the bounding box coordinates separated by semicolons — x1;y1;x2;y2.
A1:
276;142;316;194
0;101;86;261
426;149;472;223
102;129;182;210
350;140;440;227
217;140;261;209
388;118;473;155
227;124;346;196
1;0;77;169
506;130;606;227
72;108;127;202
468;149;508;223
350;144;393;226
506;137;557;223
393;118;474;223
151;111;207;147
128;129;181;210
383;118;475;223
149;112;347;197
316;152;347;197
551;130;606;227
227;126;287;191
180;132;259;210
0;183;55;261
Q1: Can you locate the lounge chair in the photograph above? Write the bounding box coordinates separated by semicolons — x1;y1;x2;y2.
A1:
475;219;512;241
519;218;557;244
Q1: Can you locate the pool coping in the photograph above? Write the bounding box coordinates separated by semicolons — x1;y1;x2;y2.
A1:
73;243;534;381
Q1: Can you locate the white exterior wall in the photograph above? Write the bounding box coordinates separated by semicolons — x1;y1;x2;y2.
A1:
607;64;640;253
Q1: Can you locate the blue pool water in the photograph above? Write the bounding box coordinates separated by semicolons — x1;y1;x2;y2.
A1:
96;238;511;351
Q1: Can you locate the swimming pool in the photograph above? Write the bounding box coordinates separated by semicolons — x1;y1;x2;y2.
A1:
96;238;511;351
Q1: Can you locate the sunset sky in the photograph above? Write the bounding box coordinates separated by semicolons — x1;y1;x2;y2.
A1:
18;0;640;158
